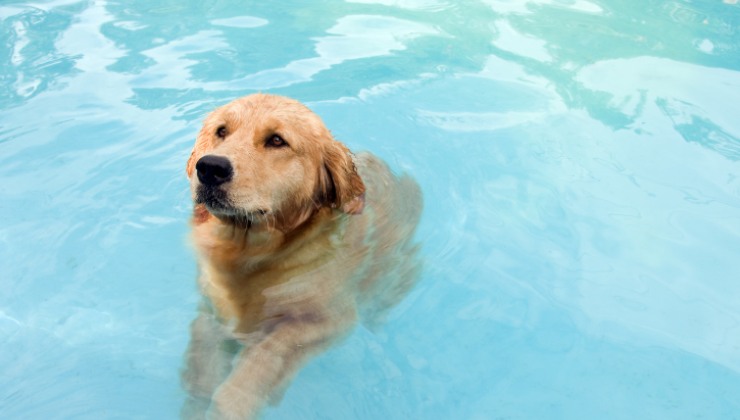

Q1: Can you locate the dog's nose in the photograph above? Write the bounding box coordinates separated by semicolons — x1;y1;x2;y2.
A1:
196;155;233;186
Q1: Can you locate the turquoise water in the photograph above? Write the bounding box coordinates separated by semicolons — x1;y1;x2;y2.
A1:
2;0;740;418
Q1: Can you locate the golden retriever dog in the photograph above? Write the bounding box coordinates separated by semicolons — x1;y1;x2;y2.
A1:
181;94;422;419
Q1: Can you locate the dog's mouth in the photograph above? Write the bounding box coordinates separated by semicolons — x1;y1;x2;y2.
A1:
195;185;231;211
195;186;267;227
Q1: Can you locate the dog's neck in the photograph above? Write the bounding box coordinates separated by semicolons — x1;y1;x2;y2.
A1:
191;203;347;327
191;204;340;272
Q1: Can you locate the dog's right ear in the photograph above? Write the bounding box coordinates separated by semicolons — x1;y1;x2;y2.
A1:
186;125;212;178
186;147;197;178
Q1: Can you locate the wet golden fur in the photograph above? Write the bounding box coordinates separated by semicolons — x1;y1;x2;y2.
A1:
182;94;421;419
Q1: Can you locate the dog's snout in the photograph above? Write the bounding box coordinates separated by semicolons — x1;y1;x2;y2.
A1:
196;155;233;186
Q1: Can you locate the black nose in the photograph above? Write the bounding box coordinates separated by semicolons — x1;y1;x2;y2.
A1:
196;155;233;186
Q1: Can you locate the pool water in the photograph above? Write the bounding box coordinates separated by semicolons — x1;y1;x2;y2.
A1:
2;0;740;418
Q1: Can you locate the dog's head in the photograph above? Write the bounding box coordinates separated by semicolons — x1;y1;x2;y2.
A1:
186;94;365;230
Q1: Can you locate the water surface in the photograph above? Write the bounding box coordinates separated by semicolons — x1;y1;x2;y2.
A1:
2;0;740;418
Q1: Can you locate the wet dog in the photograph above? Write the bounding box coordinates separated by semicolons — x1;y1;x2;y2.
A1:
182;94;421;419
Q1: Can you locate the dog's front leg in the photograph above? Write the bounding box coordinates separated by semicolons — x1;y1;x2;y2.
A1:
182;302;239;419
208;314;354;420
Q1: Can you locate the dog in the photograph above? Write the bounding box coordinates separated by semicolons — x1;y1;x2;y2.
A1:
181;94;422;419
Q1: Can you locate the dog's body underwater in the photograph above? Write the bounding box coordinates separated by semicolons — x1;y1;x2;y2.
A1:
182;94;422;419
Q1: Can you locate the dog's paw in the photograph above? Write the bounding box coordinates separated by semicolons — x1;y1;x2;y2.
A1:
207;384;262;420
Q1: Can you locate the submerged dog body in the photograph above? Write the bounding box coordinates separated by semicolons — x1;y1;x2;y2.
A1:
182;94;421;419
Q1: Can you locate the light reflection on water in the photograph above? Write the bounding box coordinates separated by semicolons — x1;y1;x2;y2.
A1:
1;0;740;418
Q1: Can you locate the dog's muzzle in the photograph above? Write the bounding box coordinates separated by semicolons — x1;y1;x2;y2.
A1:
195;155;234;213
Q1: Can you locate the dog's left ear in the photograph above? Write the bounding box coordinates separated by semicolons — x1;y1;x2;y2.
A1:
318;140;365;215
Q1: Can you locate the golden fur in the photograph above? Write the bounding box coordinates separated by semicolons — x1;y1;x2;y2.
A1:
182;94;422;419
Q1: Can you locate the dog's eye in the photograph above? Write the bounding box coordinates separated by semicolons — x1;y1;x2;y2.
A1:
216;126;227;138
266;135;288;148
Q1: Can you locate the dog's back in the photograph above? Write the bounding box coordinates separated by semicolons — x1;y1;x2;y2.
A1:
350;153;423;329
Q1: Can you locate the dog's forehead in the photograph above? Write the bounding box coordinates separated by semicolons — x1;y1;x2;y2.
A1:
211;98;315;127
204;97;327;145
212;100;261;123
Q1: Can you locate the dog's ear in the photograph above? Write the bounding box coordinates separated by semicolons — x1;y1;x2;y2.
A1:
318;140;365;214
186;148;197;178
186;126;212;177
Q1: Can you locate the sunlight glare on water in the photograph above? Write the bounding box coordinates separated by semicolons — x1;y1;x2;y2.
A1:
1;0;740;419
